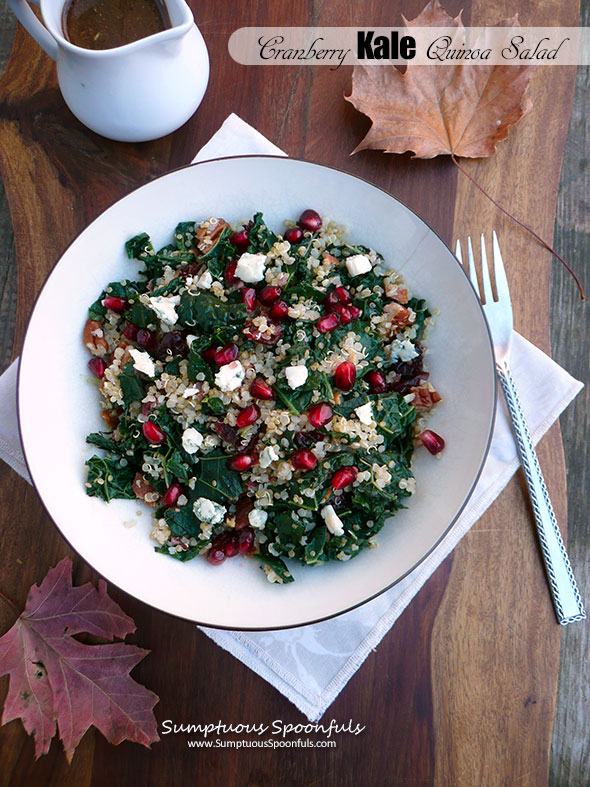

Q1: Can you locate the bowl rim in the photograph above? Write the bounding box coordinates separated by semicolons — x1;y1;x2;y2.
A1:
17;154;497;630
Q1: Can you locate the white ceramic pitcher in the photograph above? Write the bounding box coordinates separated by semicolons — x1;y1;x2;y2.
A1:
8;0;209;142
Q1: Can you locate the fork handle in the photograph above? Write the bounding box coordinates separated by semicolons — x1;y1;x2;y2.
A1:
497;362;585;625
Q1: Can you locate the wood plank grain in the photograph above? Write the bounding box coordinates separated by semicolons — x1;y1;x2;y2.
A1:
431;1;580;785
549;0;590;780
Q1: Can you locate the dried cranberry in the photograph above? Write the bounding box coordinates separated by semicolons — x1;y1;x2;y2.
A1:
333;361;356;391
236;405;261;428
316;313;340;333
123;323;139;341
143;421;165;445
234;497;255;529
307;402;333;428
250;378;275;400
284;226;303;245
332;466;358;490
258;286;281;305
102;296;127;313
214;421;240;446
157;331;187;360
294;429;324;448
136;328;157;352
297;209;322;233
88;357;107;379
270;300;289;321
230;229;250;252
419;430;445;455
291;449;318;471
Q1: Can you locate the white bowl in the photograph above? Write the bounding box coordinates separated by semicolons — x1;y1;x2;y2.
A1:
18;156;496;630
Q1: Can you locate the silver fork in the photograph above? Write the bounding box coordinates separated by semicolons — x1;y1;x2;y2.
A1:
456;232;585;625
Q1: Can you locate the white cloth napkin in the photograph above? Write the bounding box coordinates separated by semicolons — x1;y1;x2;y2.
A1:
0;114;582;722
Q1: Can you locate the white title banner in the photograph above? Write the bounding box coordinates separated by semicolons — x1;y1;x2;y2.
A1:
229;27;590;69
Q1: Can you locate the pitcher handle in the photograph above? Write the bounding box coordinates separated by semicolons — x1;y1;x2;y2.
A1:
8;0;59;60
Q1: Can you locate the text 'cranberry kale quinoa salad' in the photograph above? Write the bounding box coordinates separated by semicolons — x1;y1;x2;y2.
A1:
83;209;444;584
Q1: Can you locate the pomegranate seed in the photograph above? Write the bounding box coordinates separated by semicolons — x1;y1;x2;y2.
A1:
242;287;257;311
143;421;165;445
258;285;281;305
207;545;226;565
123;323;139;341
333;304;361;325
270;300;289;321
335;286;352;304
324;291;340;310
297;209;322;233
238;527;256;554
228;454;256;472
291;449;318;471
250;378;274;400
224;260;238;283
366;370;387;393
136;328;157;351
230;229;250;252
316;312;341;333
419;430;445;455
161;482;183;508
213;343;239;366
102;296;127;313
284;226;303;244
307;402;333;428
236;404;261;428
222;532;240;558
88;357;107;379
334;361;356;391
332;466;359;490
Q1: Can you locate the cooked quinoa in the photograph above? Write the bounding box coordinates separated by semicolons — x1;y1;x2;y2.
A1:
83;209;442;584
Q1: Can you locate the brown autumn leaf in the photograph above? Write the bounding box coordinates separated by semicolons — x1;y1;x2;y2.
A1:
0;558;159;760
345;0;537;159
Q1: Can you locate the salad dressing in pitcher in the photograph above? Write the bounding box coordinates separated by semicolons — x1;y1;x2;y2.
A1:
63;0;171;50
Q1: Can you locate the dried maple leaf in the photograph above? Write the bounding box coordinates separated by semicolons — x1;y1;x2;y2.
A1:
0;558;159;760
346;0;536;159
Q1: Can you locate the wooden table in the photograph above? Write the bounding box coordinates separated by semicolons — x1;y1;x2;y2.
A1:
0;1;588;785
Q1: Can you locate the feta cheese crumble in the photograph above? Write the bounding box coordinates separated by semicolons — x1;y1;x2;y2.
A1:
235;252;267;283
193;497;226;525
285;364;308;389
215;360;245;392
345;254;372;277
248;508;268;529
321;505;345;536
148;295;180;326
196;269;213;289
129;348;156;377
182;427;203;454
389;338;419;362
259;445;280;468
354;402;374;425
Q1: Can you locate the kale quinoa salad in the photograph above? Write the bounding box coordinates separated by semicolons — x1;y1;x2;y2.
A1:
83;209;444;584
